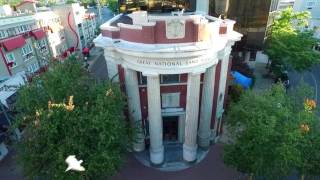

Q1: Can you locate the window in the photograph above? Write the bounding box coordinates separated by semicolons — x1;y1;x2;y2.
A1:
59;30;65;40
138;72;147;85
27;63;39;73
37;39;47;53
160;74;180;84
5;53;16;68
307;0;316;9
37;39;46;48
0;30;8;39
161;93;180;108
21;44;34;61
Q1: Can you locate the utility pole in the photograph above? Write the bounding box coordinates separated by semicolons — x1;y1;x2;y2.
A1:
96;0;103;25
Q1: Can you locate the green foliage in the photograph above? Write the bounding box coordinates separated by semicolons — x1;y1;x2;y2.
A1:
224;83;320;178
0;0;22;6
106;0;118;14
229;84;244;102
265;8;320;72
15;57;131;179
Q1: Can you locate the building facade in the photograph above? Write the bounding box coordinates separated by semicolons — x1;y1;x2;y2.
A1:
94;0;242;165
293;0;320;39
52;3;97;51
0;12;50;79
34;10;68;58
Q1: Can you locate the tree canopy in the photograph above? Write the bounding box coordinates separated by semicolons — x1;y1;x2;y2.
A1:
14;57;131;179
265;8;320;72
224;84;320;179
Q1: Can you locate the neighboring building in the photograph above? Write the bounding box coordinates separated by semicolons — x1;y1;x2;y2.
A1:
95;0;242;165
0;5;13;17
52;3;97;51
209;0;272;52
0;72;25;161
0;13;50;79
34;10;68;58
17;1;69;58
265;0;295;44
293;0;320;39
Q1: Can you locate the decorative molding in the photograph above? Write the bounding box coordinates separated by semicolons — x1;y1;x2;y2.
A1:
165;19;186;39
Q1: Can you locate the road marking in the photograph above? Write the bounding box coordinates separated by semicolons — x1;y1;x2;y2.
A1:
310;72;318;103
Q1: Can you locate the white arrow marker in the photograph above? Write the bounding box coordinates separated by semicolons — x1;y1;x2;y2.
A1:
65;155;85;172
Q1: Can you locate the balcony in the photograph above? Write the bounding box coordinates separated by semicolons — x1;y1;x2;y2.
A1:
23;52;34;61
99;11;236;45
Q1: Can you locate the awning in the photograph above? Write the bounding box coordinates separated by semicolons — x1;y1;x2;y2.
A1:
0;36;26;52
31;29;46;40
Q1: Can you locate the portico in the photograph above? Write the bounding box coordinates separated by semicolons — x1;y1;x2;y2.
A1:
94;10;242;166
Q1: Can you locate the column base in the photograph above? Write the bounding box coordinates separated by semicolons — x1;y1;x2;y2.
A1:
150;145;164;165
183;144;197;162
133;141;145;152
198;134;210;150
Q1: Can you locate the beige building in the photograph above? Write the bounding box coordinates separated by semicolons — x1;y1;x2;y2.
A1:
34;10;68;58
52;3;97;51
0;12;50;80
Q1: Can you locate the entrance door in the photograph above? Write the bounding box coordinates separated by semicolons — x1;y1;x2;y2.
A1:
163;116;179;142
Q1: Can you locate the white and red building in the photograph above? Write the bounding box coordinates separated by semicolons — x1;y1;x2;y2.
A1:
52;3;97;52
94;1;242;165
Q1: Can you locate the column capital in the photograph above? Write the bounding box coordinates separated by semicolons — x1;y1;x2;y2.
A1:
143;71;159;77
191;68;206;75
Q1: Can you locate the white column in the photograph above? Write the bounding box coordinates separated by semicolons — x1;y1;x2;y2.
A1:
198;65;216;149
183;72;201;162
124;68;145;152
214;47;232;137
105;56;119;82
146;74;164;165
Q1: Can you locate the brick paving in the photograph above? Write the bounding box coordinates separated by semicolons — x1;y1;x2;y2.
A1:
112;144;244;180
0;144;243;180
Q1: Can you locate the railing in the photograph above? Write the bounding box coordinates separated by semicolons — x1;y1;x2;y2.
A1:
23;52;34;61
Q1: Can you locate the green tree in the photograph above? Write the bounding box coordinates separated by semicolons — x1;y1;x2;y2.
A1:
0;0;22;6
224;84;320;179
265;8;320;73
106;0;118;14
14;57;131;179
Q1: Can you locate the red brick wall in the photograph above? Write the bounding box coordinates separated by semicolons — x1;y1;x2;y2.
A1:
210;60;222;129
154;21;196;44
120;26;155;44
101;30;120;39
101;20;212;44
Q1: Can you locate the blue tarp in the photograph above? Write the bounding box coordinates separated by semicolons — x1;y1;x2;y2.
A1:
231;71;253;89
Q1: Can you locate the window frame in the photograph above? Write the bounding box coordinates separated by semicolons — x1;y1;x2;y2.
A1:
21;44;34;61
161;92;181;108
306;0;316;8
160;74;181;84
5;52;17;68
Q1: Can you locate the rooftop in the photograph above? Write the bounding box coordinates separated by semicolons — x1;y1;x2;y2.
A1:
98;11;237;45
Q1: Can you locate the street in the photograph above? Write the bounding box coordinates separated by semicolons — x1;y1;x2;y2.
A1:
88;6;114;24
289;64;320;104
89;53;108;81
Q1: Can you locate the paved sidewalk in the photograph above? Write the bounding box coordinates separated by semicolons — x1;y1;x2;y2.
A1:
86;46;104;71
112;144;244;180
0;144;244;180
252;51;273;92
0;148;23;180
